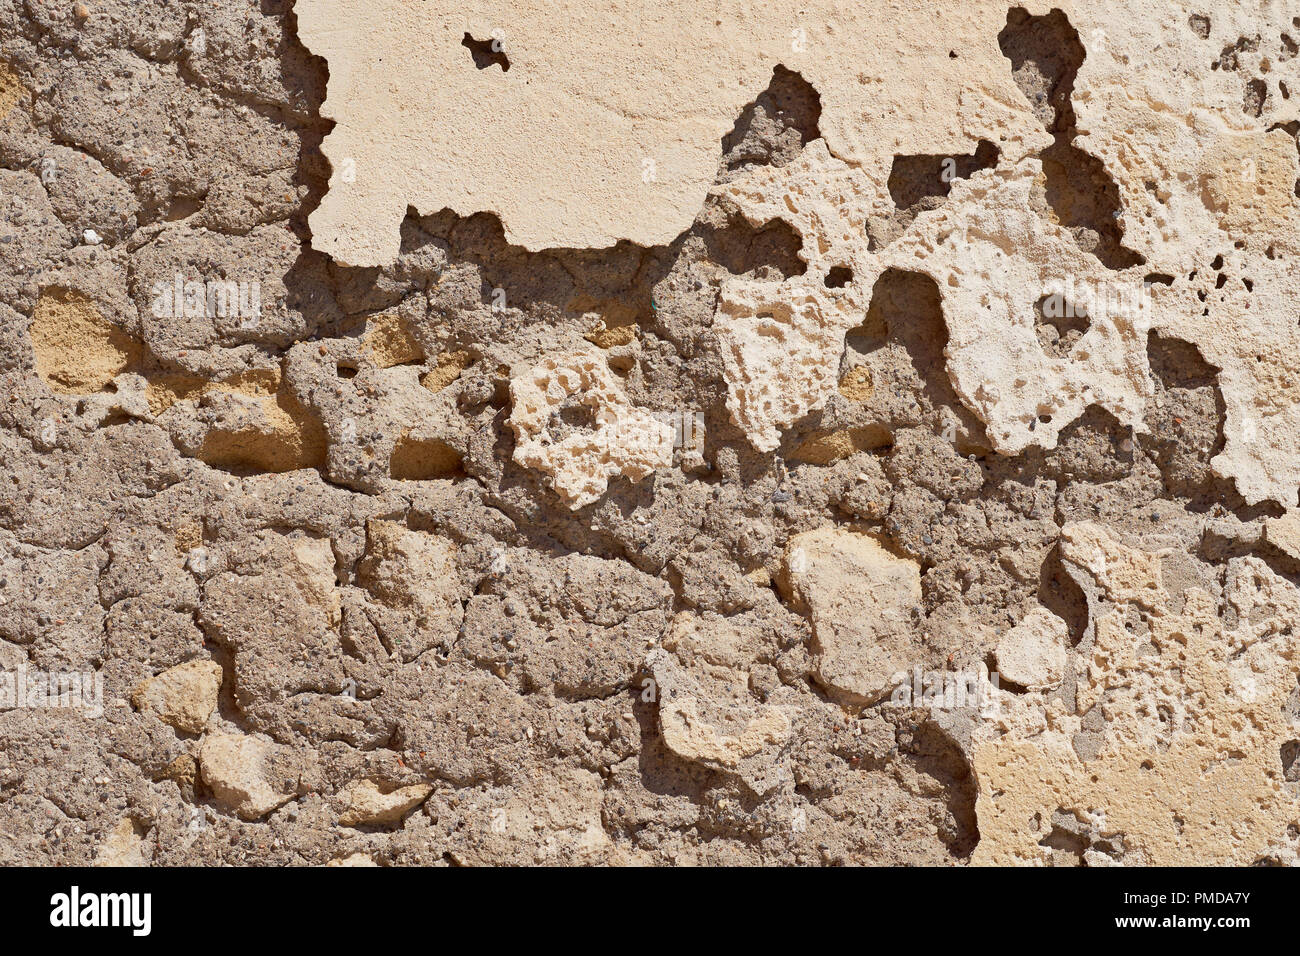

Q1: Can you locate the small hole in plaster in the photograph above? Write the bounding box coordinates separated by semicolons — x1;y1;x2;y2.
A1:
824;266;853;288
462;33;510;72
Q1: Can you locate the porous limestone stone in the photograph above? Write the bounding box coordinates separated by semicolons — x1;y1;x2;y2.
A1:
337;779;432;827
973;523;1300;866
887;164;1155;455
994;607;1067;691
1061;3;1300;505
711;141;880;447
507;350;674;509
779;526;921;703
199;732;299;821
715;280;859;453
715;142;1152;452
131;658;223;734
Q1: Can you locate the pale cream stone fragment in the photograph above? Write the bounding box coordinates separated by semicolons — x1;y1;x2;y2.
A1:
995;607;1067;691
297;1;1041;265
199;732;297;821
1264;511;1300;562
659;695;790;770
337;779;432;827
94;819;148;867
508;350;674;509
647;648;792;794
779;526;921;703
358;521;462;631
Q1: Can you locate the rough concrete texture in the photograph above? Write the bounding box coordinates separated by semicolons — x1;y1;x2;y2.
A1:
0;0;1298;867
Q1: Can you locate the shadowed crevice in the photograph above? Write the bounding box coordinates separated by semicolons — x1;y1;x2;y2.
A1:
998;7;1145;270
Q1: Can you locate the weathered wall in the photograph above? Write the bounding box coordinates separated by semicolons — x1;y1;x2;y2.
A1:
0;0;1297;866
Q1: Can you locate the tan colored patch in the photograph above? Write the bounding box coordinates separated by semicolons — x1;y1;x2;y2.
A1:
159;754;198;792
420;350;472;393
1204;129;1299;237
1059;521;1164;610
337;779;432;827
93;819;148;868
994;606;1067;691
789;424;891;465
217;368;281;400
131;659;223;735
364;309;425;368
574;296;640;349
174;521;203;553
837;365;874;402
389;431;462;480
145;372;209;416
0;60;23;121
199;732;298;820
779;526;921;704
29;289;143;394
197;367;329;473
1265;511;1300;562
584;322;637;349
146;366;328;472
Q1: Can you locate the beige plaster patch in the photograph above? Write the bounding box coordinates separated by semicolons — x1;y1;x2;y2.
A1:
297;0;1041;265
973;523;1300;866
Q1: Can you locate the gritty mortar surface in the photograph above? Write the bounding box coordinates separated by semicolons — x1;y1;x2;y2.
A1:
0;0;1297;866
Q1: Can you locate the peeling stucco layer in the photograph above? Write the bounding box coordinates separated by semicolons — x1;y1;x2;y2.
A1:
298;0;1042;262
303;0;1300;509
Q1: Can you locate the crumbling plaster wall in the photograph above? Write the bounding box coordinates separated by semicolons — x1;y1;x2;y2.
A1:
0;0;1298;866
